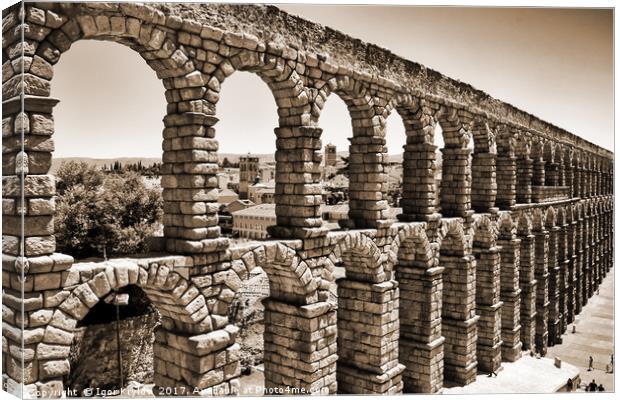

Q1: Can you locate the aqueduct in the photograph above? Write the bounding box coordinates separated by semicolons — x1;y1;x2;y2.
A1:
1;2;614;397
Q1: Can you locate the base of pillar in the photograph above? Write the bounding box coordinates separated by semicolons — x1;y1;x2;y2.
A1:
400;336;445;394
444;360;478;386
337;363;405;394
501;340;523;362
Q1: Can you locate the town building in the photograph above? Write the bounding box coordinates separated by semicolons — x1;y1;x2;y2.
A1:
217;188;239;205
231;203;277;239
325;143;337;167
239;154;260;199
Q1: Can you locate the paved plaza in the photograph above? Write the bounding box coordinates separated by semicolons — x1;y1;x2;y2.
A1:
545;267;615;391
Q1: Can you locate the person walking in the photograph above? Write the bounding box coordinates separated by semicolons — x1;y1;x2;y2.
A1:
487;361;498;378
588;379;597;392
588;355;594;371
566;378;573;392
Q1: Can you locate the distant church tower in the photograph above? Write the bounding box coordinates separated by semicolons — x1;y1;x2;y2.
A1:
325;143;337;167
239;154;259;199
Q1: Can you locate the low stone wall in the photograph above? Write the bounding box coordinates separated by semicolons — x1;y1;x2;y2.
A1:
66;312;159;395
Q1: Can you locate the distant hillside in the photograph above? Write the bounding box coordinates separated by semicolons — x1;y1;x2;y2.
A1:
50;157;162;174
50;151;415;173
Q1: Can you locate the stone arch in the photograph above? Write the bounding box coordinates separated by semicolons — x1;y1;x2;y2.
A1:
387;222;433;270
208;49;310;124
471;215;498;249
2;2;228;255
329;231;385;283
545;206;557;229
37;259;216;396
498;212;517;239
312;75;389;228
228;242;321;306
383;96;441;221
435;218;469;258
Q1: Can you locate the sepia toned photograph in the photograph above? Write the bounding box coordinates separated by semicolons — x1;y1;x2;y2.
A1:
0;0;614;398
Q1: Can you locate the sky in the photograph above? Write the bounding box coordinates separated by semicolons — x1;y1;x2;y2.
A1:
52;5;613;158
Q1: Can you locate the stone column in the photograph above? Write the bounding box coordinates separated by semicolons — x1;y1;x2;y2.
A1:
557;223;570;337
471;152;497;213
271;126;326;239
517;232;537;351
2;89;78;397
440;147;472;218
400;143;438;221
546;226;561;345
474;246;503;372
516;157;533;203
441;254;478;385
497;234;522;361
346;134;390;229
584;213;593;301
574;214;585;314
495;154;517;209
153;325;241;396
162;112;226;254
263;299;337;395
533;229;549;355
566;220;577;324
397;263;444;393
337;279;404;394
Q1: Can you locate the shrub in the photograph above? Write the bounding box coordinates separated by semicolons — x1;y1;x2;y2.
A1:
55;161;163;259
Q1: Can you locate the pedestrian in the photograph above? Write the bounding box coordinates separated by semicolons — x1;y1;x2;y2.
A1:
566;378;573;392
597;384;605;392
572;324;576;334
588;379;597;392
588;355;594;371
487;361;498;378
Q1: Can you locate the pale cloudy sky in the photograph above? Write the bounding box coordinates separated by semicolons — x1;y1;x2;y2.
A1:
52;5;613;158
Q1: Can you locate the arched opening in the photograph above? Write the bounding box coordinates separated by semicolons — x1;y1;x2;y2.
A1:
52;40;166;260
384;111;407;212
318;94;353;228
231;266;270;392
227;243;332;395
67;285;158;396
215;71;279;240
434;124;445;214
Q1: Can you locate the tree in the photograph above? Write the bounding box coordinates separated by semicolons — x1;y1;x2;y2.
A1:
55;163;163;259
